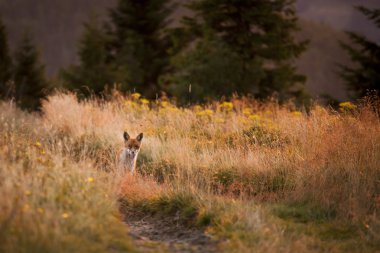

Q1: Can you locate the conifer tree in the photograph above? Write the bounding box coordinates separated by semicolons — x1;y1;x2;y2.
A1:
0;17;12;98
107;0;174;97
340;6;380;98
166;0;307;102
61;16;115;96
13;32;48;110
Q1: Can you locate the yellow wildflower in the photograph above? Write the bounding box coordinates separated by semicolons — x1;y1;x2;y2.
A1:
193;105;202;112
35;141;42;147
140;98;149;105
24;190;32;196
167;107;180;112
339;101;357;111
220;102;234;111
249;114;261;121
87;177;94;183
292;111;302;117
37;208;44;214
215;117;225;123
242;120;250;125
124;100;138;108
62;213;70;219
204;109;214;116
160;101;169;107
265;121;278;130
131;92;141;99
196;109;214;117
243;108;252;116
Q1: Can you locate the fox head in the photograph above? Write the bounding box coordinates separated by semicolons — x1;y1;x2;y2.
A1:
123;131;143;158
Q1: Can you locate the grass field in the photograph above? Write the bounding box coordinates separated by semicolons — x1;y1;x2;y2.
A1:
1;91;379;252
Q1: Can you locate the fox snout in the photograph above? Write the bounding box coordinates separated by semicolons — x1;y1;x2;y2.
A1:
126;148;139;156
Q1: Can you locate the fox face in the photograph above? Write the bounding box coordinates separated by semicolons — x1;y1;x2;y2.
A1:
123;131;143;158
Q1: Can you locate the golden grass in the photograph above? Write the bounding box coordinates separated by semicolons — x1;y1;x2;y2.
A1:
0;102;135;253
1;92;379;252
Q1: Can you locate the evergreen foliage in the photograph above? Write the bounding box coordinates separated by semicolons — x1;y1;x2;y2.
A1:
0;17;12;98
164;0;308;103
340;6;380;98
61;16;115;96
13;33;48;110
62;0;174;98
107;0;175;97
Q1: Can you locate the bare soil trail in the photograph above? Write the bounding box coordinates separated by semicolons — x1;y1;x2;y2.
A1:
124;214;220;253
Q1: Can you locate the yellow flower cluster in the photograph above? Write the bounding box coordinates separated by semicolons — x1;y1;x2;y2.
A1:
220;102;234;112
62;213;70;219
125;95;151;109
196;109;214;117
160;101;169;107
158;100;180;114
124;100;138;108
292;111;302;117
242;108;252;116
249;114;261;121
193;105;203;112
131;92;141;100
339;101;357;111
215;117;225;123
34;140;52;166
140;98;149;105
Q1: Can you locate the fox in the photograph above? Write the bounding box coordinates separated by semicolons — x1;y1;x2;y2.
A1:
119;131;143;173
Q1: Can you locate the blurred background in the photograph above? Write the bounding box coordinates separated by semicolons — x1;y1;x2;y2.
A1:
0;0;379;110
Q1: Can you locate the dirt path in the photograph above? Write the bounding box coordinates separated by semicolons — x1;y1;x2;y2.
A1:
124;215;220;253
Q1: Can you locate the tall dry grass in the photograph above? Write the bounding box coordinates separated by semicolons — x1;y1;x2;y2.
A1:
1;91;379;252
40;92;380;221
0;102;135;252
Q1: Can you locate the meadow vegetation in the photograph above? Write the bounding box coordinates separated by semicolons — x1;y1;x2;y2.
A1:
1;92;379;252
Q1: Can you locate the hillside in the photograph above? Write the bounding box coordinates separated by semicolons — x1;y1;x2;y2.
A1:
0;0;367;100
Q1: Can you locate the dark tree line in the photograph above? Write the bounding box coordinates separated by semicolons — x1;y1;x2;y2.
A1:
340;6;380;99
1;1;379;110
0;17;12;92
163;0;308;103
61;0;308;103
0;17;48;110
61;0;175;98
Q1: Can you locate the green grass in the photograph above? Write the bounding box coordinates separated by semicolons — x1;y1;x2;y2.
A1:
272;202;336;223
270;202;377;253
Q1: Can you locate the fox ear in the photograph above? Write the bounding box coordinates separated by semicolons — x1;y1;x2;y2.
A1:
136;133;143;142
123;131;130;141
